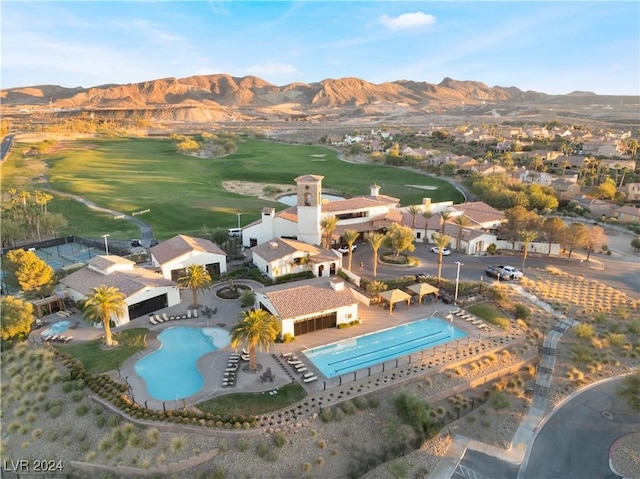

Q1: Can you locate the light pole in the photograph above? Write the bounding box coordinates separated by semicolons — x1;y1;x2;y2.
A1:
236;213;242;229
102;234;110;255
454;261;464;304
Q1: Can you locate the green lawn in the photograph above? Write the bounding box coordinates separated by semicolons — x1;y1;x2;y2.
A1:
3;137;464;238
57;328;148;374
466;303;511;330
197;382;307;416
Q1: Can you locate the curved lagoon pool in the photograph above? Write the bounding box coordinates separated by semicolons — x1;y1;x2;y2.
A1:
41;320;70;337
135;327;230;401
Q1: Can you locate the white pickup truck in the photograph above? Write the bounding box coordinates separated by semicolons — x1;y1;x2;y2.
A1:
497;265;524;279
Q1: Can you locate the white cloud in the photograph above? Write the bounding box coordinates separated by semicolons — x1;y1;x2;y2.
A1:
378;12;436;31
245;63;299;77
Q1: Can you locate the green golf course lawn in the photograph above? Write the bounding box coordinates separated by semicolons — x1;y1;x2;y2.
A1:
6;137;465;239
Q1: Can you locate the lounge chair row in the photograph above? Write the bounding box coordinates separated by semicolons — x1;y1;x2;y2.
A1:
42;334;73;343
56;310;72;317
282;353;318;382
222;371;236;388
149;309;200;325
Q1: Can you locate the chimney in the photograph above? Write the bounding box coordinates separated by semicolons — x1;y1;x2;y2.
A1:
422;198;432;212
370;183;380;197
330;277;344;291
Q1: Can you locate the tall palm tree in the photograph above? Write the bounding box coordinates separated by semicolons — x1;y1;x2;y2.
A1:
407;204;422;230
320;216;339;249
366;232;386;278
432;233;452;284
519;230;538;271
83;285;126;348
453;215;470;253
230;309;279;372
422;211;433;243
177;264;212;307
343;229;359;271
439;210;451;234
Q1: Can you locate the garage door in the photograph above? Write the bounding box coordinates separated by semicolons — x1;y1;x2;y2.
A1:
129;293;168;320
293;312;337;336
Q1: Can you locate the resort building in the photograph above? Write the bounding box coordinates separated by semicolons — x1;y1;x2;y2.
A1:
254;277;359;337
250;237;342;281
150;234;227;281
58;256;179;324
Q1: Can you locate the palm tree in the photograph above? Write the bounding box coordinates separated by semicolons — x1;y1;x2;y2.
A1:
366;232;386;278
422;211;433;243
320;216;339;249
299;253;313;277
343;229;359;271
83;285;126;348
230;309;279;372
177;264;212;307
453;215;470;253
407;204;422;230
432;233;452;284
439;210;451;234
519;230;538;271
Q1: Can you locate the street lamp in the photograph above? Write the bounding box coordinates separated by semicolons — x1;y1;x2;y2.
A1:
236;212;242;229
454;261;464;304
102;234;110;255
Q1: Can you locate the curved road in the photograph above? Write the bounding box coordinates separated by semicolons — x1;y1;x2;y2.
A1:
521;376;639;479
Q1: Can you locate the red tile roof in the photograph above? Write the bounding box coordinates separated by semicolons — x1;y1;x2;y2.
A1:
150;234;226;265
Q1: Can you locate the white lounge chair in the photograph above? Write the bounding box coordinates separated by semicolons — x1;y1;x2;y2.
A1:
296;367;308;374
63;336;73;343
288;360;302;366
155;314;163;323
187;310;192;319
162;313;169;322
303;372;315;379
294;363;307;370
303;375;318;383
149;316;157;325
241;354;250;361
225;365;238;372
281;352;293;358
192;309;198;318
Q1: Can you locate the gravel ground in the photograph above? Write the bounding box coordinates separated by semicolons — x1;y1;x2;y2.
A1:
611;433;640;479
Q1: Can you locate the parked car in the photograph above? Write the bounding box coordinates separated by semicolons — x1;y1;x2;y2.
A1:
130;239;142;247
484;265;505;279
498;265;524;279
430;246;451;256
335;244;356;255
415;273;432;281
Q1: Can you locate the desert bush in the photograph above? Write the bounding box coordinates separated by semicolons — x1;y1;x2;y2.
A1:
575;323;594;339
489;391;510;410
354;397;368;410
514;304;531;321
570;345;594;363
273;432;286;448
320;407;333;423
236;438;248;452
341;400;356;415
255;440;271;458
608;333;627;347
170;436;185;454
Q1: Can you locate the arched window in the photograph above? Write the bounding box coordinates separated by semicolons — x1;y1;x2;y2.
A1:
304;192;312;206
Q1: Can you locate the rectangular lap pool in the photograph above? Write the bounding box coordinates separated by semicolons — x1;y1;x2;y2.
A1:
304;316;466;378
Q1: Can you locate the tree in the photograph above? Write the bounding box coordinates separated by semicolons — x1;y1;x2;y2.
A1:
631;236;640;253
366;232;386;278
40;212;68;238
422;211;433;243
83;285;127;347
366;280;388;303
342;229;359;271
563;222;589;258
1;296;34;343
584;225;606;261
407;205;422;230
453;215;470;253
593;178;617;200
230;309;279;373
384;223;415;259
616;370;640;413
519;230;538;271
432;233;452;284
177;264;212;307
439;211;451;234
541;217;566;255
499;206;542;250
320;216;339;249
3;249;55;298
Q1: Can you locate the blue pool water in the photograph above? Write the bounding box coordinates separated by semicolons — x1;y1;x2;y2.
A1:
135;327;230;401
41;320;70;337
304;317;467;378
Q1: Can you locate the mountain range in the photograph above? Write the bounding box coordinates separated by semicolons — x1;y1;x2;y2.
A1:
1;74;636;123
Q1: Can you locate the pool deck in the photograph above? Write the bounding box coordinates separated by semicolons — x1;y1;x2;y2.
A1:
31;282;518;412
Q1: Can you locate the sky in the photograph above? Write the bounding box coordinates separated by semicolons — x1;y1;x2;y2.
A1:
1;1;639;96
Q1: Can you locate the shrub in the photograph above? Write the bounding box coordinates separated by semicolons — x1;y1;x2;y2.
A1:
317;439;327;449
319;407;333;423
575;323;594;339
341;400;356;415
282;333;295;343
489;391;511;410
514;304;531;321
75;404;89;417
49;405;63;418
237;438;248;452
608;333;627;347
273;432;286;448
354;397;368;410
256;440;271;458
170;436;185;454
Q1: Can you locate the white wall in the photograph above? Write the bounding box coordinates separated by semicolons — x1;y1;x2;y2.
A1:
125;286;181;323
160;251;227;280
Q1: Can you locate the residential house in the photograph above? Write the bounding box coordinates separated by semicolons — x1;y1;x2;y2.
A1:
150;234;227;281
572;196;617;217
621;183;640;202
551;176;581;200
59;256;179;324
254;277;358;338
614;206;640;224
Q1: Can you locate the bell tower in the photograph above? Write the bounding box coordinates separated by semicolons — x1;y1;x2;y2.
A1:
295;174;323;245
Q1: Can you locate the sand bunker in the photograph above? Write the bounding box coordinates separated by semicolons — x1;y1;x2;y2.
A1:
407;184;438;190
221;181;296;201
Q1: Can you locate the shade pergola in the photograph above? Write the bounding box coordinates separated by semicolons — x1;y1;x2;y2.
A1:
378;289;412;315
30;295;65;318
407;283;440;304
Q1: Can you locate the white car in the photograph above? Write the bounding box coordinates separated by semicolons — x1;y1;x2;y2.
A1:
499;265;524;279
430;246;451;256
335;244;356;255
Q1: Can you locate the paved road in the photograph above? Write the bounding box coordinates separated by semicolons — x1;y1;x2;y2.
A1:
1;134;15;161
521;377;639;479
455;450;519;479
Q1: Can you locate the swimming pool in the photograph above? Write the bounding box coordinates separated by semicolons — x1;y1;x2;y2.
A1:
41;320;70;337
304;317;466;378
135;327;230;401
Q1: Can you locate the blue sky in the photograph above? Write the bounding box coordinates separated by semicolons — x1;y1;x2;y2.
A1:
2;1;638;95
